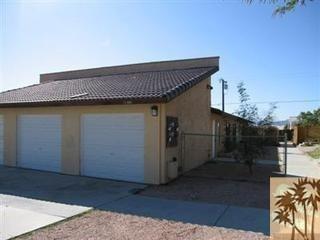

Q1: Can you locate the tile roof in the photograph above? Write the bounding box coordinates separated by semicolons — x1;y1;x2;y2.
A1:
0;57;219;107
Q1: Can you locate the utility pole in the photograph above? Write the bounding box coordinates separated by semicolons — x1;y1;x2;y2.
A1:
220;78;228;112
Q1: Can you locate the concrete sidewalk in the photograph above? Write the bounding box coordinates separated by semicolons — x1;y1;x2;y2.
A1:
286;147;320;178
100;195;269;235
0;195;90;240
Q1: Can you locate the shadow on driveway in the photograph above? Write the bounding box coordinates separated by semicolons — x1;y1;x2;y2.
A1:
1;166;269;236
0;166;145;207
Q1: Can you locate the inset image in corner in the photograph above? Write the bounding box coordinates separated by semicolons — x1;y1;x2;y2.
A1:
270;177;320;240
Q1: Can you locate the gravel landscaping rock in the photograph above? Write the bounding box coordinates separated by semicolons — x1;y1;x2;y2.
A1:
140;176;270;209
184;162;283;183
17;210;269;240
140;162;280;209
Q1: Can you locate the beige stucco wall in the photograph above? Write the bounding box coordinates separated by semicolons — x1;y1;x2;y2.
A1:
0;104;161;184
0;78;215;185
163;78;212;180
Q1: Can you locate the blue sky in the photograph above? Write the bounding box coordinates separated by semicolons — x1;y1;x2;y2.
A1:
1;0;319;120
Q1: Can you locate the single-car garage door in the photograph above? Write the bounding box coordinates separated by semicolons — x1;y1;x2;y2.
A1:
17;115;62;172
81;113;145;183
0;115;3;165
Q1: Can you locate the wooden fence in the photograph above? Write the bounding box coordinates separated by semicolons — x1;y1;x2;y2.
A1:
293;125;320;145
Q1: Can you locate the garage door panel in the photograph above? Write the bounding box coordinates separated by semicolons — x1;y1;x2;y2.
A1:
82;128;144;147
83;159;144;181
17;115;62;172
0;115;3;165
83;114;144;129
81;113;145;183
18;159;59;172
83;134;144;148
83;133;143;142
83;148;144;163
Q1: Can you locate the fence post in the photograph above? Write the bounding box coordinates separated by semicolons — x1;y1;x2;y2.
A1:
284;133;288;176
180;132;185;173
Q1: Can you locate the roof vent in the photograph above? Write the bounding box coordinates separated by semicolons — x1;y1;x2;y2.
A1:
69;93;88;99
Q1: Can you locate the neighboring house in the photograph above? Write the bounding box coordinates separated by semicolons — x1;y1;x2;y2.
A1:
0;57;219;184
272;117;297;130
211;107;250;158
288;116;298;130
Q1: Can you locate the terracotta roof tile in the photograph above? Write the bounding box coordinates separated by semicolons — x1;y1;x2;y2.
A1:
0;57;219;107
0;67;216;107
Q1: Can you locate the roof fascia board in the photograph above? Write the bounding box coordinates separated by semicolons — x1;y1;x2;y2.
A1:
40;56;219;83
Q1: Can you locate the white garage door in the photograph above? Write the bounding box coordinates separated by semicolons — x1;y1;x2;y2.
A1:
0;115;3;165
81;113;145;183
17;115;62;172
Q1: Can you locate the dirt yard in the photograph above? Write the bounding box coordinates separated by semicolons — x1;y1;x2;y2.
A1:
140;162;283;209
17;210;269;240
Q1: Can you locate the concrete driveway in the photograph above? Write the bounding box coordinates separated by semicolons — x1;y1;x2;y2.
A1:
0;166;146;240
286;147;320;178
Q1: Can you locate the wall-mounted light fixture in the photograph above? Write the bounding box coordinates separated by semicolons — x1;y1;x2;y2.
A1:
207;84;213;90
151;105;158;117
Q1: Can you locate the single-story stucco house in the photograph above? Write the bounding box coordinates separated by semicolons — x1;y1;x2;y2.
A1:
211;107;250;158
0;57;219;184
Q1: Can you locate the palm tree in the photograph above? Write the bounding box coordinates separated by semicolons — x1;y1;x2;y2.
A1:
275;190;298;240
305;179;320;240
290;178;309;236
273;206;307;240
274;208;291;226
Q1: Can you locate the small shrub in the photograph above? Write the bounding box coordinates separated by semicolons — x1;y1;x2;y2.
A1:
308;147;320;159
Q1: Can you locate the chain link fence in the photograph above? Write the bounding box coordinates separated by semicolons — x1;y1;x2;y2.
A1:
181;132;288;175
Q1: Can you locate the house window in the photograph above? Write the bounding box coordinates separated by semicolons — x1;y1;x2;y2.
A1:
225;123;232;152
225;122;231;136
232;123;237;143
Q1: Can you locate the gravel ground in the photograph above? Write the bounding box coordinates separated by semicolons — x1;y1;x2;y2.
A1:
16;210;269;240
140;162;282;209
140;176;270;208
184;162;283;182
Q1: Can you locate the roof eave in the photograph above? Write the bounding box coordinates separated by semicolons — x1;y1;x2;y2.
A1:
163;66;219;102
211;107;252;123
0;96;167;108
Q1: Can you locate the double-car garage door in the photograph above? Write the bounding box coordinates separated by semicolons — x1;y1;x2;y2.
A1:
3;113;145;182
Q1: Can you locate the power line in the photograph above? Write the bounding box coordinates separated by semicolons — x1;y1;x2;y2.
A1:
213;72;319;80
213;99;320;106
